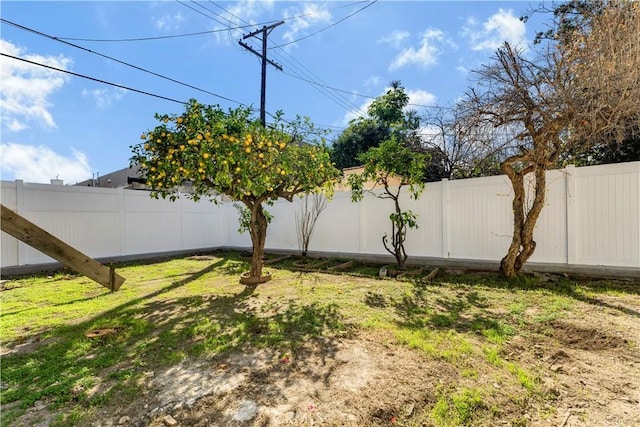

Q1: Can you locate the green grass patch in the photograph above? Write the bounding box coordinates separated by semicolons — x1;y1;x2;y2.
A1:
431;387;487;426
1;252;637;426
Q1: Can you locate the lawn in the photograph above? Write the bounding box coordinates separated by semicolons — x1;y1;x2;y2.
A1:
1;252;639;426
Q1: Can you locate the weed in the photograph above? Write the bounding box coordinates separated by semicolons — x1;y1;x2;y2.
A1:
483;346;503;367
431;387;486;426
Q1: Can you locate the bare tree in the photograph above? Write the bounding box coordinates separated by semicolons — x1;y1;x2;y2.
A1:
559;1;640;147
464;1;640;278
295;192;328;262
421;107;507;179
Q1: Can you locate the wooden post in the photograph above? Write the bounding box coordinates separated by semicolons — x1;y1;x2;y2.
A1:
0;204;125;291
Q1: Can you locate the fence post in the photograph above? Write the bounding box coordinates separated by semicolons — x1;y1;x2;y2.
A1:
565;165;577;265
15;180;26;266
120;187;127;257
441;178;450;258
359;192;366;254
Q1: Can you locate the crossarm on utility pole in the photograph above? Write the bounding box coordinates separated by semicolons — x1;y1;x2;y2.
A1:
238;41;283;70
238;21;285;126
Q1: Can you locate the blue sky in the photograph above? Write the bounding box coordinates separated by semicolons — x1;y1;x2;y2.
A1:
0;1;546;184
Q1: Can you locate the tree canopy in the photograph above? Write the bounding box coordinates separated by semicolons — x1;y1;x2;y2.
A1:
331;81;421;170
131;99;340;281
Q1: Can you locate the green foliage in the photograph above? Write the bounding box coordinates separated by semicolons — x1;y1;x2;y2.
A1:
529;0;606;45
348;137;428;202
348;137;428;268
390;211;418;229
330;118;390;170
330;81;421;170
234;203;273;234
131;99;340;278
131;99;339;204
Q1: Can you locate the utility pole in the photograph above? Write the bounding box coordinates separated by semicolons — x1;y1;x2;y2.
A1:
239;21;284;127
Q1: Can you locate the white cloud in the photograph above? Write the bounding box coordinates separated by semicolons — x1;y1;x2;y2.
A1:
462;9;526;51
377;30;410;48
407;89;437;108
0;39;72;131
82;87;127;109
0;143;92;184
282;3;332;47
7;119;27;132
228;0;274;23
342;98;374;125
208;0;275;45
153;12;185;32
389;28;449;71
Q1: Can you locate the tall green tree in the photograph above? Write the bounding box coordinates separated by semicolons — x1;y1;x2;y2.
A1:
331;81;420;170
131;99;340;283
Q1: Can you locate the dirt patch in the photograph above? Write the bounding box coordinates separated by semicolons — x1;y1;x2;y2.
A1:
507;306;640;427
77;333;454;427
546;320;632;351
6;272;640;427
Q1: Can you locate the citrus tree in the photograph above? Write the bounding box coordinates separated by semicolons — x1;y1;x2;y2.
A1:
131;99;340;283
348;137;428;270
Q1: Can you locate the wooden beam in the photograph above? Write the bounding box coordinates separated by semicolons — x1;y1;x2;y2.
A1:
0;204;125;291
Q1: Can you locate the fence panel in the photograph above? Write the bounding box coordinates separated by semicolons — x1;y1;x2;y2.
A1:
2;162;638;270
573;162;639;267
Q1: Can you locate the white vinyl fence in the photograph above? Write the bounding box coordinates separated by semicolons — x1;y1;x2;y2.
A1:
1;162;639;272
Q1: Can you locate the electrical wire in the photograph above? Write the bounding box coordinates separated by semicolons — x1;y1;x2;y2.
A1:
270;0;377;49
280;70;450;110
175;0;231;27
57;26;259;43
270;51;360;113
0;18;244;106
1;52;186;105
58;1;372;43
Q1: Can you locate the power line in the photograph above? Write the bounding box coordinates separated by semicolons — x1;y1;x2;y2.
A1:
208;1;248;26
270;50;360;113
1;53;186;105
187;1;359;120
63;1;372;44
270;0;377;49
175;0;229;26
0;18;244;106
280;70;449;110
56;25;262;43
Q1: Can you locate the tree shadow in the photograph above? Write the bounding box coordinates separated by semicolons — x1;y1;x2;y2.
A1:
0;258;347;423
429;272;640;318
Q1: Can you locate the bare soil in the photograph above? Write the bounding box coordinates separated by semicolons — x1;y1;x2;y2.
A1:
9;287;640;427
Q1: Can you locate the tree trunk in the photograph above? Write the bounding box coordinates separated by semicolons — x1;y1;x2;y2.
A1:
382;194;408;270
500;162;547;278
247;202;268;279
